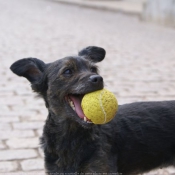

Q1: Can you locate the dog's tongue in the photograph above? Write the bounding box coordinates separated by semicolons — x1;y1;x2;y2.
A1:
69;95;85;119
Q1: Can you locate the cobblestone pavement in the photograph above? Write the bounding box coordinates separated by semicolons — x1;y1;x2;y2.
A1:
0;0;175;174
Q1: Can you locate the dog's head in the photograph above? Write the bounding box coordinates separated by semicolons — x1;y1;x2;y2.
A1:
10;46;105;128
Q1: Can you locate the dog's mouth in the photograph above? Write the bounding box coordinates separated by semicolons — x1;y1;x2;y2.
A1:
66;94;93;124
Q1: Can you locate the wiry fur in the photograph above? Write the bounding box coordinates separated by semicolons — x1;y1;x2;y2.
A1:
10;46;175;175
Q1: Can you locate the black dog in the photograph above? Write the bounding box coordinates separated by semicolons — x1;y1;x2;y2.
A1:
10;46;175;175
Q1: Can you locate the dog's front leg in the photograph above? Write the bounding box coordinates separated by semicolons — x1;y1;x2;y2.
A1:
80;153;118;174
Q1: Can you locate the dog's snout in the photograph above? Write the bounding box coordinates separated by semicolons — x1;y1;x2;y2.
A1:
89;75;103;84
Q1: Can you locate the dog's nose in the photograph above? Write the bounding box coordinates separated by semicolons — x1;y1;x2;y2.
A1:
89;75;103;84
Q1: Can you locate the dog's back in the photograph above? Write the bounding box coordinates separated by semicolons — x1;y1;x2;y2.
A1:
107;101;175;174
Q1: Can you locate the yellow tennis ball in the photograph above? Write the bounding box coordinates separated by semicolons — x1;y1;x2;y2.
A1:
81;89;118;124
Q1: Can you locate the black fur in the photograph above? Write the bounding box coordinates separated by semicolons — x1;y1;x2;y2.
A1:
78;46;106;63
10;46;175;175
10;58;46;83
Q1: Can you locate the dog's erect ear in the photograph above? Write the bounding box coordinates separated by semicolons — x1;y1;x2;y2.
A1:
78;46;106;63
10;58;46;83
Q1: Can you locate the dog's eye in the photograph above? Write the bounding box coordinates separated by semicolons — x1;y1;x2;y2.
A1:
63;69;72;75
90;67;97;73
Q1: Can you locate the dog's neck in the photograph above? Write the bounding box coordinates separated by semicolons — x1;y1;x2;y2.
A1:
41;111;102;172
42;111;102;152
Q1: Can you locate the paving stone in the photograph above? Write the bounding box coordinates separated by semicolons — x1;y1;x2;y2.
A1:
0;161;18;172
0;93;15;98
167;166;175;174
0;130;35;140
11;107;39;114
0;112;21;117
0;123;11;130
13;122;44;130
37;108;48;116
0;149;37;161
6;138;39;149
0;98;24;105
21;158;44;171
36;129;43;137
0;141;5;149
0;116;20;123
0;105;10;112
20;114;46;122
38;148;44;158
0;171;44;175
18;111;38;118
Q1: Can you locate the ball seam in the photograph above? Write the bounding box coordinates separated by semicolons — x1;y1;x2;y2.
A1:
99;89;107;124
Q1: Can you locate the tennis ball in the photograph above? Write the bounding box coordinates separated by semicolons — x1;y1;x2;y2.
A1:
81;89;118;124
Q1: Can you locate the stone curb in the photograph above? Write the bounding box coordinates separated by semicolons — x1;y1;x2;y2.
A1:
51;0;144;16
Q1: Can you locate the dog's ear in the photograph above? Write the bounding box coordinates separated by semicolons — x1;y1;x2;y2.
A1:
10;58;46;83
78;46;106;63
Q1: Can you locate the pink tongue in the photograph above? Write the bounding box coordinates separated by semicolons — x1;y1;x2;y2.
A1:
69;95;86;119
